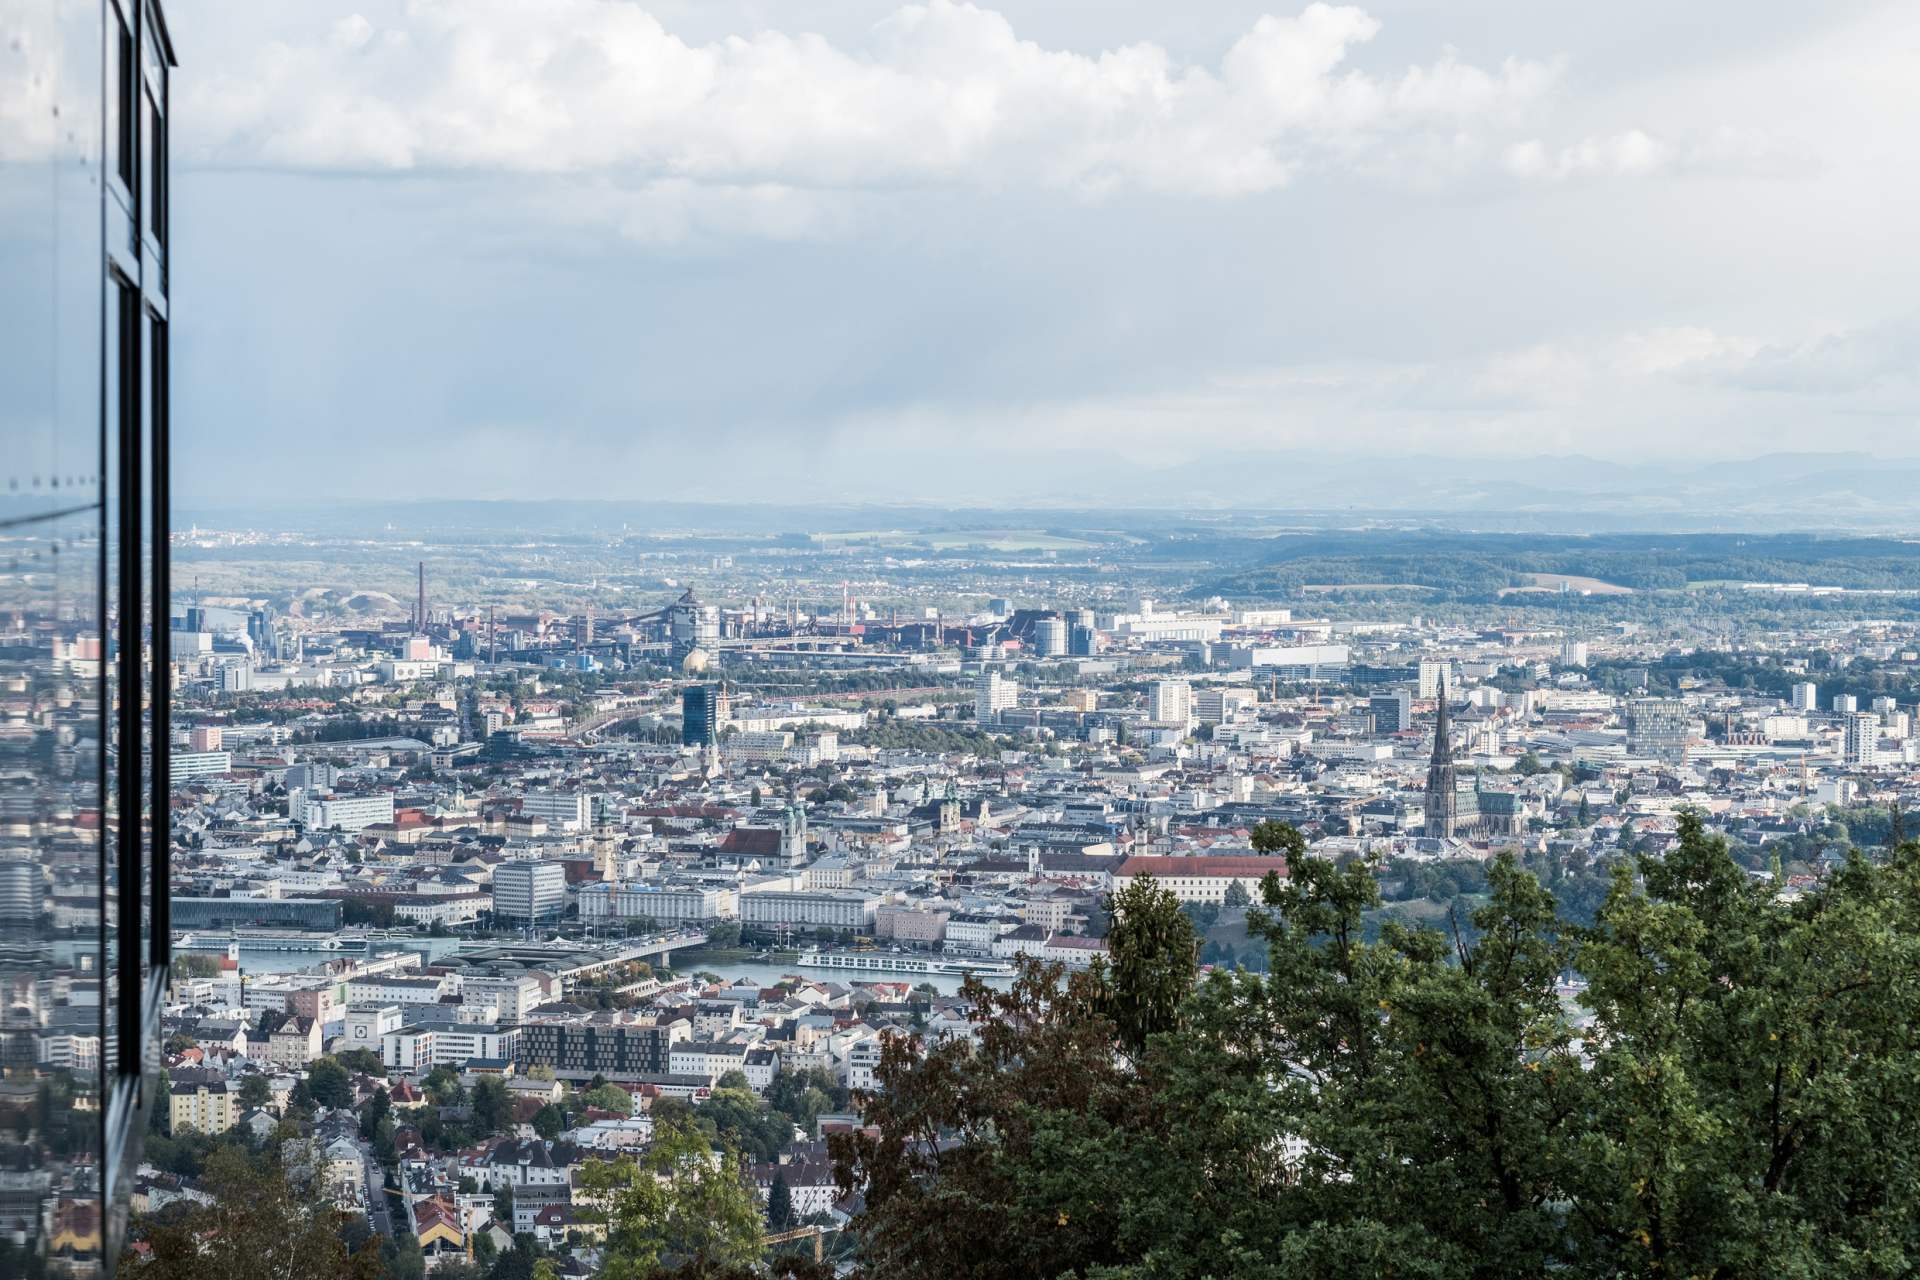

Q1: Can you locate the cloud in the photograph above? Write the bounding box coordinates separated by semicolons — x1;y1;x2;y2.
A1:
1503;130;1671;180
180;0;1558;198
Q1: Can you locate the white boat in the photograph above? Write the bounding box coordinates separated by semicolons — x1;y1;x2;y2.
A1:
793;948;1015;979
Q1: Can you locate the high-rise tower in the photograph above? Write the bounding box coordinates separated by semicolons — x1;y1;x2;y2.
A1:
1423;677;1457;838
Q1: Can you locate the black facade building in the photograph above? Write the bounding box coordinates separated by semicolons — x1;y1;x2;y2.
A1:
682;684;721;749
1;0;175;1271
516;1020;678;1082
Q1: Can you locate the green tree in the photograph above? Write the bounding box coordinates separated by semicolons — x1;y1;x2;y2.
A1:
578;1116;766;1279
124;1145;383;1279
834;810;1920;1280
1101;873;1197;1054
335;1047;384;1076
532;1102;566;1141
1249;818;1308;860
471;1077;512;1135
581;1083;634;1117
305;1056;352;1109
1222;879;1252;909
237;1073;271;1111
423;1065;465;1106
361;1086;390;1140
830;959;1137;1280
767;1170;794;1230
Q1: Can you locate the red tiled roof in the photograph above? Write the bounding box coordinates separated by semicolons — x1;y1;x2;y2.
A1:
1116;855;1290;879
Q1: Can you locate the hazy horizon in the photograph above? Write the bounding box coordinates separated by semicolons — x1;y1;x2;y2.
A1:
151;0;1920;506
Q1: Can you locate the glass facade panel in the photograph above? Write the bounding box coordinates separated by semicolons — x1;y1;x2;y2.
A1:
0;1;172;1273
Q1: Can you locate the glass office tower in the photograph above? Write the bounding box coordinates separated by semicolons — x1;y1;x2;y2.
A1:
1;0;175;1273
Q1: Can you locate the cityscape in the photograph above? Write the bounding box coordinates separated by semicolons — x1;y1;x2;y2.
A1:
10;1;1920;1278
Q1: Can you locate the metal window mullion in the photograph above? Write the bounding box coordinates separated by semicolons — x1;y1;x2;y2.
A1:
150;316;170;960
116;282;142;1080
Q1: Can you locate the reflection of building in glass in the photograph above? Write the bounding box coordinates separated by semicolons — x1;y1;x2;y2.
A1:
170;898;342;931
0;1;177;1270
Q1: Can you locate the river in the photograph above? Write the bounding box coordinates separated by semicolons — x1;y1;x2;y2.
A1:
220;941;1008;995
665;956;1012;996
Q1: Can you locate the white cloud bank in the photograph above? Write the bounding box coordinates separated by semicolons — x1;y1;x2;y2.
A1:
183;1;1565;194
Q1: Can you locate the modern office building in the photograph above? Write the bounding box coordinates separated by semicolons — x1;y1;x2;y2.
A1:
1369;688;1413;733
1626;698;1691;765
492;860;568;923
682;683;722;748
1;1;177;1268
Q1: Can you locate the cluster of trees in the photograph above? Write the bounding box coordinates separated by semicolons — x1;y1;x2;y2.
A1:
844;721;1013;756
832;815;1920;1278
578;1116;833;1280
123;1144;389;1279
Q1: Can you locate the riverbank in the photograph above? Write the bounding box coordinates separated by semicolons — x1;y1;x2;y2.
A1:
668;947;799;969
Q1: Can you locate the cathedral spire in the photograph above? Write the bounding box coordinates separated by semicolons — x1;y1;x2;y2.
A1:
1424;674;1458;839
1430;674;1451;766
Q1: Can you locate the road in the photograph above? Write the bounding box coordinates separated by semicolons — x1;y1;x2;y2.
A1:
365;1150;395;1238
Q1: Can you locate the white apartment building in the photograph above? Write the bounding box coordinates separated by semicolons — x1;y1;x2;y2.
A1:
975;671;1018;724
520;790;591;832
344;975;451;1007
578;882;739;923
394;893;487;926
1149;680;1193;727
460;974;547;1023
723;731;794;763
289;790;395;833
1844;711;1881;767
170;750;233;784
668;1041;750;1080
1791;681;1819;711
739;889;878;931
1194;687;1255;724
945;913;1013;952
342;1004;406;1052
383;1023;521;1072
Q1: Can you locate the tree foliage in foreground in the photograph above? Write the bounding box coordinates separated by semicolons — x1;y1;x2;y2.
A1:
122;1145;381;1280
831;815;1920;1279
577;1115;766;1280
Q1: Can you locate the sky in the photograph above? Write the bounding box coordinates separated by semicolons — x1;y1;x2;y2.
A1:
161;0;1920;506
